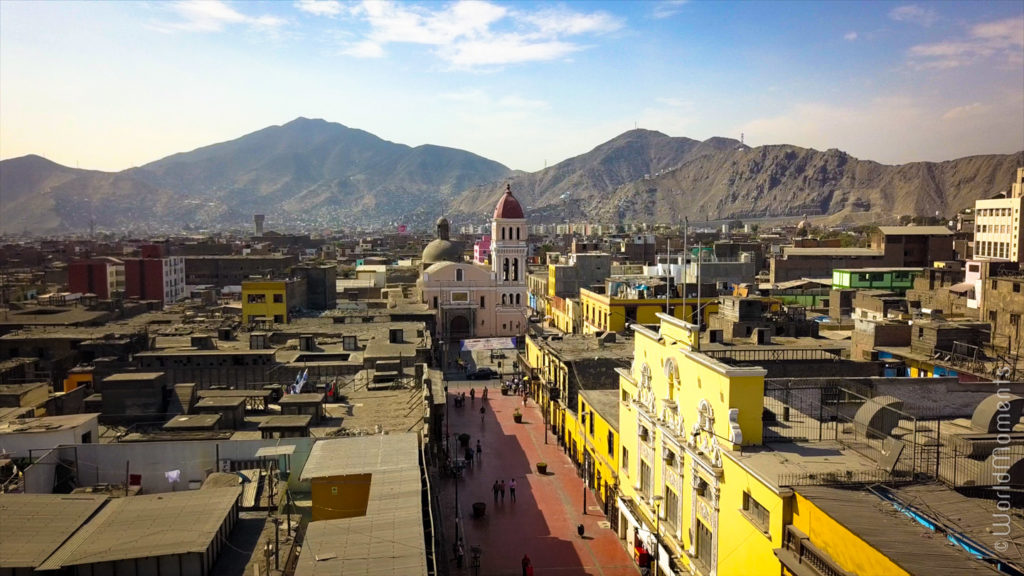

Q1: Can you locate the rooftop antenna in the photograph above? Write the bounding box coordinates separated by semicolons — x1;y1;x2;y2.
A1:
665;237;671;316
740;133;744;145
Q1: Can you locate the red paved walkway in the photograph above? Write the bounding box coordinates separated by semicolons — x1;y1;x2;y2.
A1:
438;379;639;576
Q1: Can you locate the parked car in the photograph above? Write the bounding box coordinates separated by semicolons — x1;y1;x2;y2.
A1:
466;367;499;380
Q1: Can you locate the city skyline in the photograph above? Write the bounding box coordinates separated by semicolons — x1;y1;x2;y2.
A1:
1;0;1022;173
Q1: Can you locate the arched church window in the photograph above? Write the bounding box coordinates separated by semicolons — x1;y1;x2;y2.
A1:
512;258;520;281
456;269;463;282
516;227;520;240
503;258;510;281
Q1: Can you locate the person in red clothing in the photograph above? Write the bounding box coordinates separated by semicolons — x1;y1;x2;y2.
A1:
521;554;531;576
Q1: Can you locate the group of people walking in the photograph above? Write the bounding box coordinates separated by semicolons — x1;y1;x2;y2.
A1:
491;478;519;503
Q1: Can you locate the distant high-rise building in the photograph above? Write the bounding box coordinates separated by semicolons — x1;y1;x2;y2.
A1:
973;167;1024;263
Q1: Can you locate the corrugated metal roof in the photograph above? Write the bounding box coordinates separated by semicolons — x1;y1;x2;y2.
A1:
300;434;418;481
0;494;107;568
41;487;241;568
796;486;1001;575
295;434;427;575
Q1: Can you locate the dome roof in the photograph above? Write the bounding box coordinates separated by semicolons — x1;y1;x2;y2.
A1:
422;239;462;265
493;183;524;219
422;216;461;264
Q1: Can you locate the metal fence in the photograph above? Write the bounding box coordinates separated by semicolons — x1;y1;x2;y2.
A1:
763;383;935;482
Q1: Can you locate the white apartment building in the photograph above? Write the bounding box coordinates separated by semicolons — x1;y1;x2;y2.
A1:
973;167;1024;263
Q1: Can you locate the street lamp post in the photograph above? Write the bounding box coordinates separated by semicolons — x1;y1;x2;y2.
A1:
651;495;664;576
580;412;588;515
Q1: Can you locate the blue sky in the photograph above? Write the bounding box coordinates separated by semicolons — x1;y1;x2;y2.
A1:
1;0;1022;173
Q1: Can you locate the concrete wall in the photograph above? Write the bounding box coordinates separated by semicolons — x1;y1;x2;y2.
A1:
26;437;314;495
0;419;98;459
768;377;1024;419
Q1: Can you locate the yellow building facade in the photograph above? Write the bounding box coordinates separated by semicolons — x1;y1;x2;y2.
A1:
577;389;621;516
617;312;784;576
241;280;290;325
580;288;719;335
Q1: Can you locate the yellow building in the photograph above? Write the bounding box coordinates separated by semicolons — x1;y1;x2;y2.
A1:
523;332;632;474
614;312;896;576
580;286;718;334
241;279;304;325
577;389;621;516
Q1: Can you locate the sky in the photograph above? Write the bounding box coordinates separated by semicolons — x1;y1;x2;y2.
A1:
1;0;1022;173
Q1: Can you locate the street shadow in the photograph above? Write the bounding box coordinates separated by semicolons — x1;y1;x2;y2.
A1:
438;381;609;576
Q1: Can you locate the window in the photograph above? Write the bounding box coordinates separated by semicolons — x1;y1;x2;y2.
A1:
639;460;652;496
247;293;266;303
480;296;486;308
607;430;615;456
273;294;283;303
696;521;713;568
432;296;438;309
456;269;464;282
664;488;680;531
742;492;770;533
622;447;629;474
1014;284;1021;294
273;314;284;323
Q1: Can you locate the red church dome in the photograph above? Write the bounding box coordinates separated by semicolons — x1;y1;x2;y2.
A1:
493;183;524;219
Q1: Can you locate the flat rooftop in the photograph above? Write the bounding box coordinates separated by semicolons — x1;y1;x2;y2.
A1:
0;413;98;436
0;493;107;569
39;487;241;569
724;441;882;491
301;433;418;480
796;485;999;575
579;389;620;433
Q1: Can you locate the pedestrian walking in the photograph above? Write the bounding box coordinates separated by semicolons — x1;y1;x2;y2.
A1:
500;479;506;502
470;388;476;404
522;391;528;406
476;439;482;460
493;480;500;502
521;554;531;576
456;541;465;568
509;478;517;502
480;405;486;423
482;386;488;400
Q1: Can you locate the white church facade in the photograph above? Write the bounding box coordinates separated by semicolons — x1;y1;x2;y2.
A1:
417;184;529;354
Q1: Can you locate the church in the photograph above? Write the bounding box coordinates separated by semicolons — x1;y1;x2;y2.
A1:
417;184;529;359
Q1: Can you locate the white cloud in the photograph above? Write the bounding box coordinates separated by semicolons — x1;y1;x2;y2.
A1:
161;1;284;33
941;102;988;120
653;1;689;20
844;31;858;41
342;40;384;58
908;16;1024;69
888;4;938;27
339;0;622;68
295;0;342;17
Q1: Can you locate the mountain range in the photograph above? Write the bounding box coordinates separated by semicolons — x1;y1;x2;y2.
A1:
1;117;1021;235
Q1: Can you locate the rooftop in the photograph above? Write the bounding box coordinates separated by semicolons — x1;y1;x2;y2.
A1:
301;434;418;480
39;487;241;569
0;493;107;569
782;247;882;257
0;413;98;436
579;389;620;433
796;485;1000;575
724;441;883;491
877;225;954;236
